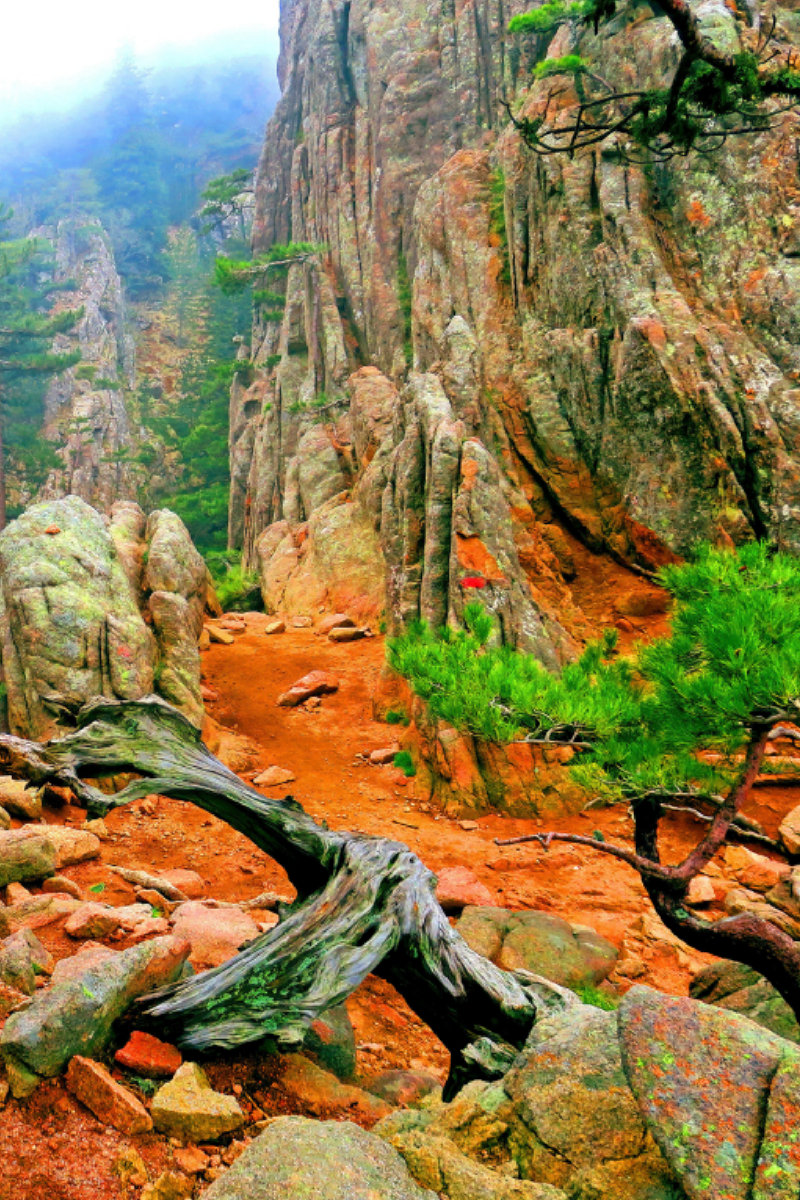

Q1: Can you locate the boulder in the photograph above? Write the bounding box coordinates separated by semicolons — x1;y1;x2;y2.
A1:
201;1116;437;1200
253;766;296;787
383;1128;567;1199
780;805;800;857
50;941;117;985
620;985;800;1200
15;824;101;868
0;496;155;738
0;929;53;995
0;934;189;1089
457;906;618;990
151;1062;245;1142
170;901;260;969
304;1003;357;1080
65;1055;153;1135
64;902;124;940
690;959;800;1044
2;892;79;934
0;831;56;888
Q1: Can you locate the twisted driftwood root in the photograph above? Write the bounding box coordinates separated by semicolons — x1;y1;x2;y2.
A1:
0;697;549;1098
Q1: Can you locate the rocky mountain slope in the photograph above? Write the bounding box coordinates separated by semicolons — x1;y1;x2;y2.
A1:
233;0;800;662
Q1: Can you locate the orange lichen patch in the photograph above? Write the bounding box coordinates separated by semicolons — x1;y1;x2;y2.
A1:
617;511;682;571
686;199;711;226
459;453;481;489
455;534;508;584
743;268;768;293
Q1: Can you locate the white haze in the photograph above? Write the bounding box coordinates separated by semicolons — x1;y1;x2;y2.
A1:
0;0;281;123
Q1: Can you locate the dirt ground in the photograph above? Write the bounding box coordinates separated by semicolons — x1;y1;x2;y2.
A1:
0;589;795;1200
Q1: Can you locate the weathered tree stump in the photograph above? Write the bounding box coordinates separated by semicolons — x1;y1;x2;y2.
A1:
0;697;547;1098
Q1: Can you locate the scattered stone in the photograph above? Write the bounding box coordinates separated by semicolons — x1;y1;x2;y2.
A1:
115;1031;183;1078
0;831;56;887
435;867;494;914
278;1054;392;1124
4;1056;40;1099
253;766;296;787
200;684;218;703
686;875;716;906
141;1172;193;1200
366;1070;442;1108
66;1055;153;1134
2;892;79;933
64;901;124;940
370;745;401;765
207;626;234;645
0;929;52;994
171;901;260;969
779;805;800;856
42;875;83;900
81;818;109;839
158;869;205;899
15;824;101;868
329;626;367;642
458;820;479;831
725;845;789;892
291;615;313;628
5;882;32;906
277;669;340;707
112;1146;149;1189
151;1062;245;1142
458;906;618;990
217;618;246;632
172;1146;209;1174
0;777;42;821
318;614;354;635
0;935;190;1085
264;619;286;635
203;1116;433;1200
197;628;211;652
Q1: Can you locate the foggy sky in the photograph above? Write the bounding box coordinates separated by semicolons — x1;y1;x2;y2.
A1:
0;0;281;121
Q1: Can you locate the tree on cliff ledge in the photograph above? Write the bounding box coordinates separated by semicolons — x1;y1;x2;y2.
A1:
508;0;800;158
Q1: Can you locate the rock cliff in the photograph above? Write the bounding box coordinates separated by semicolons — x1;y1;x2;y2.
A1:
234;0;800;654
36;218;139;511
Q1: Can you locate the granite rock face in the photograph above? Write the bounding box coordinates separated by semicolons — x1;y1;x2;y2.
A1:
230;0;800;657
0;495;206;736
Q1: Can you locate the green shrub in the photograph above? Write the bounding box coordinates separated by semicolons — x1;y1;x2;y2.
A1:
488;169;511;285
385;709;410;726
212;561;263;613
393;750;416;777
573;984;620;1010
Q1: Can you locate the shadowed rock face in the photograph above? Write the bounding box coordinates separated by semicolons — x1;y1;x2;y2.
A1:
233;0;800;651
0;496;205;738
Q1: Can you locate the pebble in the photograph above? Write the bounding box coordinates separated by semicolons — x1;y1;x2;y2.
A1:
265;620;285;635
207;626;234;645
253;766;296;787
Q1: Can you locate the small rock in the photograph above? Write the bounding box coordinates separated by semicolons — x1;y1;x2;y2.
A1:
115;1031;183;1079
112;1146;148;1188
3;892;79;934
200;684;219;703
365;1069;442;1108
158;869;205;899
171;901;260;969
197;628;211;652
0;777;42;821
435;866;494;914
64;902;123;940
207;626;234;645
724;845;789;892
0;928;53;994
779;805;800;856
277;670;340;708
5;883;32;906
4;1056;40;1098
42;875;83;900
141;1172;193;1200
66;1055;153;1135
291;615;313;628
458;820;479;831
151;1062;245;1142
317;614;354;635
81;818;109;840
369;745;400;765
265;620;286;635
217;619;246;633
328;626;367;643
278;1054;392;1124
44;525;60;535
173;1146;209;1174
686;875;716;906
253;766;296;787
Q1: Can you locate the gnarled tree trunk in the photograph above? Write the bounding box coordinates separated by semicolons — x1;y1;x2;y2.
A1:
0;697;550;1098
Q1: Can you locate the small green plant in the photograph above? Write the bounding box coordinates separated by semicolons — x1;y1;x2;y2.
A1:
393;750;416;777
88;882;105;894
94;376;120;390
126;1074;158;1097
265;353;282;370
385;709;409;726
211;557;264;613
573;984;620;1010
397;249;413;365
75;364;97;381
487;168;511;286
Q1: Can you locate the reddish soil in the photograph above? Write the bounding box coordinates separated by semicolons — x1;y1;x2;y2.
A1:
0;594;795;1200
